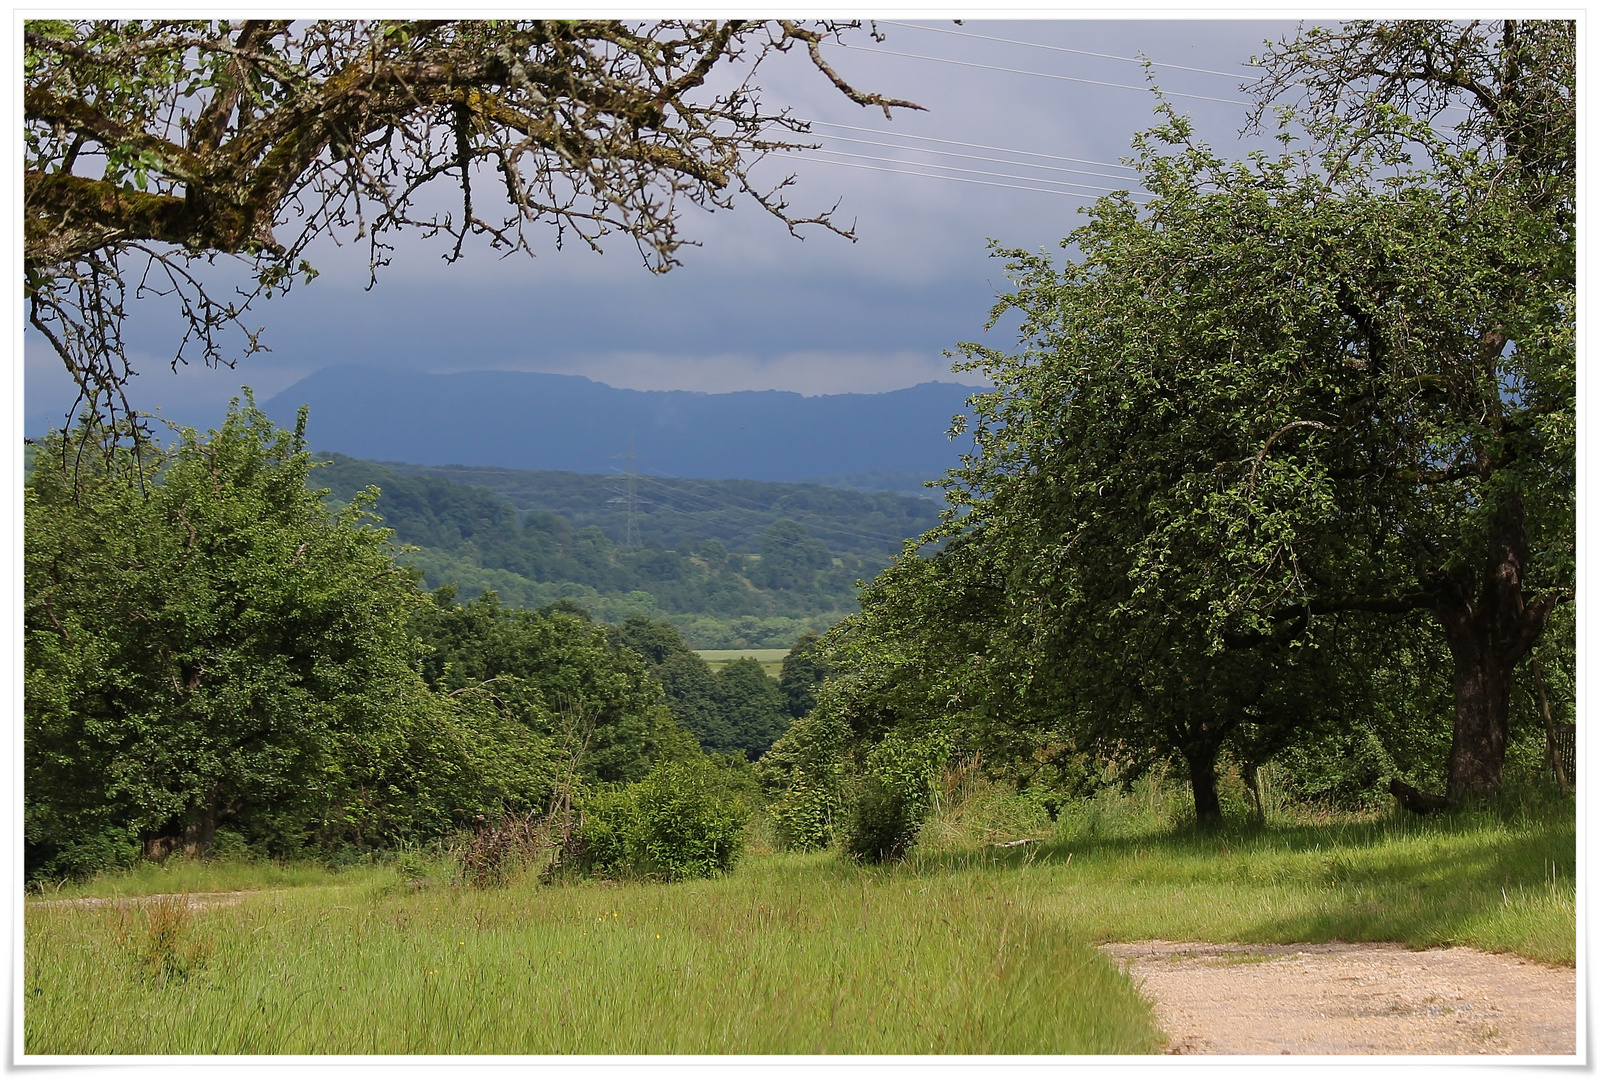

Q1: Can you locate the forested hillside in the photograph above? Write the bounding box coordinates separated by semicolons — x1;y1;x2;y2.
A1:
314;455;944;648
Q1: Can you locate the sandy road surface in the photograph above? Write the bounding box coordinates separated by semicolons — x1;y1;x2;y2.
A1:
1099;940;1576;1056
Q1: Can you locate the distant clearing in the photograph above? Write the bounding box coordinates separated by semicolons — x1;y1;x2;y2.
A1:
697;648;788;677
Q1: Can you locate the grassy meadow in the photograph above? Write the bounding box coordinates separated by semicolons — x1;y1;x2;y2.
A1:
695;648;789;677
24;784;1574;1056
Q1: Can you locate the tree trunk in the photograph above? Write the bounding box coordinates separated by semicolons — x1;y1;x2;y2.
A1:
1243;760;1265;823
1185;742;1222;828
1432;495;1559;804
1441;631;1512;801
1530;652;1569;795
182;790;219;857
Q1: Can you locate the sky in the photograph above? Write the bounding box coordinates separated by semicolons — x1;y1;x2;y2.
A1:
22;18;1304;436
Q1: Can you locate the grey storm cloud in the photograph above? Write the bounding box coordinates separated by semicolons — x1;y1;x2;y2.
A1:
25;19;1300;435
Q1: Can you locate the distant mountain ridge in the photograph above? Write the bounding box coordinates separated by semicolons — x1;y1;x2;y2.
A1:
263;366;981;484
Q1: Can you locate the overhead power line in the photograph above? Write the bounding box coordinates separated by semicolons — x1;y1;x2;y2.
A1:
874;22;1471;115
802;157;1123;201
809;131;1142;184
878;20;1259;80
807;147;1152;198
822;41;1253;106
798;121;1138;173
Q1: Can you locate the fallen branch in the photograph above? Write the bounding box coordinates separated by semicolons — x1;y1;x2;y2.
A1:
992;838;1041;848
1388;778;1452;815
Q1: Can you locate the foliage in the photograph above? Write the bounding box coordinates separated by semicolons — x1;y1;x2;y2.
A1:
611;617;793;759
343;686;557;850
315;455;912;647
25;398;433;863
610;616;723;743
578;759;750;881
756;707;850;852
24;400;570;876
321;456;942;560
777;632;831;718
713;657;790;760
824;19;1574;821
26;827;141;884
840;729;950;863
411;589;681;783
24;19;918;431
756;518;835;591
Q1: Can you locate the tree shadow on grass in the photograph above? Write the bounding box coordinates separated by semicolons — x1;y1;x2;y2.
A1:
899;800;1575;957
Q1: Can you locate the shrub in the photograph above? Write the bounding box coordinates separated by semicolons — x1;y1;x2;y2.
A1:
576;788;636;878
208;829;255;861
452;812;543;889
840;730;947;863
767;780;840;853
757;708;849;851
632;761;750;878
842;775;924;863
27;828;140;884
579;759;749;880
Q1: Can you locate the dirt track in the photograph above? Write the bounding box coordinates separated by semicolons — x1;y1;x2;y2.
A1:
30;890;259;910
1099;940;1577;1056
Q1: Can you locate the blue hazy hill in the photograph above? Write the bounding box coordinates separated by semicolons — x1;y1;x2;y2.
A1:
262;367;981;485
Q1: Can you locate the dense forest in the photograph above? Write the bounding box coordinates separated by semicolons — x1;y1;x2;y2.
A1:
313;455;941;648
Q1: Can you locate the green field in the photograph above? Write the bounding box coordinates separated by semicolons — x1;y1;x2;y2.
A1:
24;794;1573;1056
695;648;788;677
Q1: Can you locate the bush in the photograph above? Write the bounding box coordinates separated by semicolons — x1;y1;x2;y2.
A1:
632;761;750;879
27;828;140;883
842;775;924;863
757;708;849;852
452;812;544;889
840;731;947;863
767;780;840;853
208;829;255;861
576;788;636;878
579;759;750;880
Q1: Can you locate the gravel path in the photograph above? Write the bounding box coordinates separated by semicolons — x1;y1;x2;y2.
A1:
1099;940;1576;1056
29;890;261;910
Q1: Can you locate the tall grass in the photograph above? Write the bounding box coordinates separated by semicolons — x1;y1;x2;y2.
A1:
24;782;1574;1056
912;773;1576;966
25;854;1158;1055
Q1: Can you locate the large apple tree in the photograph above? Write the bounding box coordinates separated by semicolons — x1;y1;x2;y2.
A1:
924;19;1573;815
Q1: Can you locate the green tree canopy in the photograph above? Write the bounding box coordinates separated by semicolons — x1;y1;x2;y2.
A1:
412;591;682;784
758;519;834;592
822;18;1573;821
778;632;832;719
714;658;790;761
24;396;507;867
611;615;721;745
